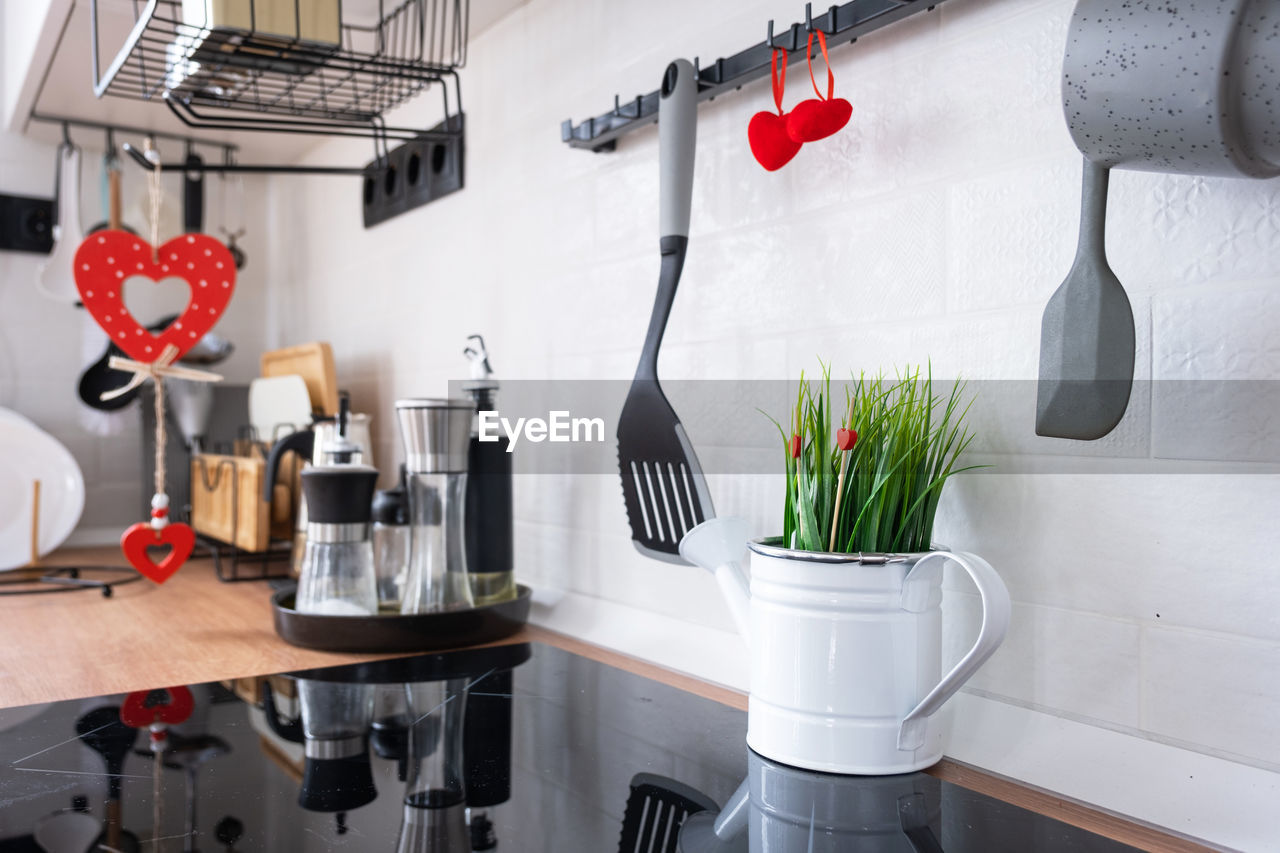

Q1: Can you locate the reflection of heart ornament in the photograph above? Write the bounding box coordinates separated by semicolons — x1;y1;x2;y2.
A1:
121;521;195;584
73;231;236;364
121;685;195;727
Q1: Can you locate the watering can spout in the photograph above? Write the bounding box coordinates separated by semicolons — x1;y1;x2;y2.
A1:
679;518;752;644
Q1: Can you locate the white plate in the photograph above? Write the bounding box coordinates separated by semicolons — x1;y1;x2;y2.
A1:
0;412;85;570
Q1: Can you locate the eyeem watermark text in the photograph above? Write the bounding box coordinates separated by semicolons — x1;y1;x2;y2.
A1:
478;411;605;452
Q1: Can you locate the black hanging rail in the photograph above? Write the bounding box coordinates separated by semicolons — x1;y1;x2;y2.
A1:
561;0;951;152
29;112;238;159
120;142;368;175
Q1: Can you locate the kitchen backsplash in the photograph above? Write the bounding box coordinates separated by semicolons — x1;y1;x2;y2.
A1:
277;0;1271;777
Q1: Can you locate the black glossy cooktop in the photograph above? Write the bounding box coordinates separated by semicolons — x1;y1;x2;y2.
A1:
0;642;1140;852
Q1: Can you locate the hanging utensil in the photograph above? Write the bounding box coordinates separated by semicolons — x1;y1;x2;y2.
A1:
616;59;714;564
1035;158;1135;440
184;148;204;234
36;136;84;304
87;132;135;235
218;150;247;269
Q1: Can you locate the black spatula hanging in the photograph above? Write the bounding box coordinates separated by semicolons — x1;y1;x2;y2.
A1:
1035;157;1135;440
617;59;714;564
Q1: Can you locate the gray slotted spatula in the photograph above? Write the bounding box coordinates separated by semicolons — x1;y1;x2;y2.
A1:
1035;157;1136;440
617;58;714;564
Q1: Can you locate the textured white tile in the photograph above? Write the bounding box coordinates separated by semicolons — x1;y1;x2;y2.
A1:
943;593;1142;728
1143;628;1280;766
935;473;1280;640
1151;284;1280;462
1109;172;1280;290
947;158;1078;314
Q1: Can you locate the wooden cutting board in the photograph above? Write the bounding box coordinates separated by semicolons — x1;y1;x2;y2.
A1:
260;342;339;416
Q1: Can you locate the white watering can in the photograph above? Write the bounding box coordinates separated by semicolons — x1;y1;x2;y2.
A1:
679;517;1011;776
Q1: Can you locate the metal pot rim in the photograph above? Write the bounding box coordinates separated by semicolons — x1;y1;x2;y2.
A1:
747;537;946;564
394;397;473;410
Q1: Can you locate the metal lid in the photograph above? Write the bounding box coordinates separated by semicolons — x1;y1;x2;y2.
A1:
394;398;474;410
395;398;473;473
301;465;379;524
746;537;919;564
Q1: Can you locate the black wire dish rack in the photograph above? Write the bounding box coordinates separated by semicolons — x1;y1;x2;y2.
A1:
90;0;469;212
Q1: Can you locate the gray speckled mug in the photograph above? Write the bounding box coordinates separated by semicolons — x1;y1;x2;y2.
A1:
1063;0;1280;178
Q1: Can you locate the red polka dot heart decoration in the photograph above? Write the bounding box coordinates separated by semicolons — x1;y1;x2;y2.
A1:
74;231;237;362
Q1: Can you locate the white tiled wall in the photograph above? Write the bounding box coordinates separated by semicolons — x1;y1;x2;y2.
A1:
262;0;1280;790
0;130;270;539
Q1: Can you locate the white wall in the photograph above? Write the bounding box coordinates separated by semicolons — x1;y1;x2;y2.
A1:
0;129;271;541
261;0;1280;839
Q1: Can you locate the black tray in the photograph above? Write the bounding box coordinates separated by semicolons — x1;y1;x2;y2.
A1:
271;585;532;653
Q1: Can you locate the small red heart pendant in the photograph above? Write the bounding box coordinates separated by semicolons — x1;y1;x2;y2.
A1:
836;427;858;451
73;231;236;364
121;522;195;584
786;97;852;143
749;111;803;171
121;685;195;727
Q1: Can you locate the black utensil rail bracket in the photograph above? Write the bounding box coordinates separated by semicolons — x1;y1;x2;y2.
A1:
562;0;951;152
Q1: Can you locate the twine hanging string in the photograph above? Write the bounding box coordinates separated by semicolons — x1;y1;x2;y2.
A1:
151;744;163;852
99;139;223;523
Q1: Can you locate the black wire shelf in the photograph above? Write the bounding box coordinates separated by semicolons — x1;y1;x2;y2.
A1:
84;0;470;206
91;0;468;140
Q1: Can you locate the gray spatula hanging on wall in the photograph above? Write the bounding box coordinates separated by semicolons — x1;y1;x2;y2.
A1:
616;59;714;565
1035;157;1135;440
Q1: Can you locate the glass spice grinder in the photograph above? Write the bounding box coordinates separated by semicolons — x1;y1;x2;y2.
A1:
396;399;475;614
295;464;380;616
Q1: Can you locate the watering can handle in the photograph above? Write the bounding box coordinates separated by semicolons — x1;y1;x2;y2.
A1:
897;551;1010;751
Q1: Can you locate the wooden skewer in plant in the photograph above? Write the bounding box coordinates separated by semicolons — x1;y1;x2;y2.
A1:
829;426;857;552
770;364;979;554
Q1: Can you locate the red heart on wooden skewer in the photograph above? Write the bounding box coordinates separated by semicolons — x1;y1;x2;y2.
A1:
73;231;236;364
121;522;195;584
836;427;858;451
121;685;195;727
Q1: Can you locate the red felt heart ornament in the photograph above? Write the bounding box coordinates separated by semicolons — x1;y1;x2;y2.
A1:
749;112;803;171
749;49;803;171
786;31;852;143
73;231;237;364
121;521;195;584
787;97;853;143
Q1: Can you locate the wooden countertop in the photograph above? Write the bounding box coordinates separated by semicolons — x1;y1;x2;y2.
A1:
0;548;1213;852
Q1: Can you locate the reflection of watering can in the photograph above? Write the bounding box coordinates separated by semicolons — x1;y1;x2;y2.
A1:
263;395;372;574
679;518;1010;776
680;749;944;853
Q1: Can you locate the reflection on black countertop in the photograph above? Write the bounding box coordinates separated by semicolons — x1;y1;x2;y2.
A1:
0;642;1140;852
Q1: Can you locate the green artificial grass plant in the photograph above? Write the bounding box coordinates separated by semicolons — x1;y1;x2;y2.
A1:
769;365;979;554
